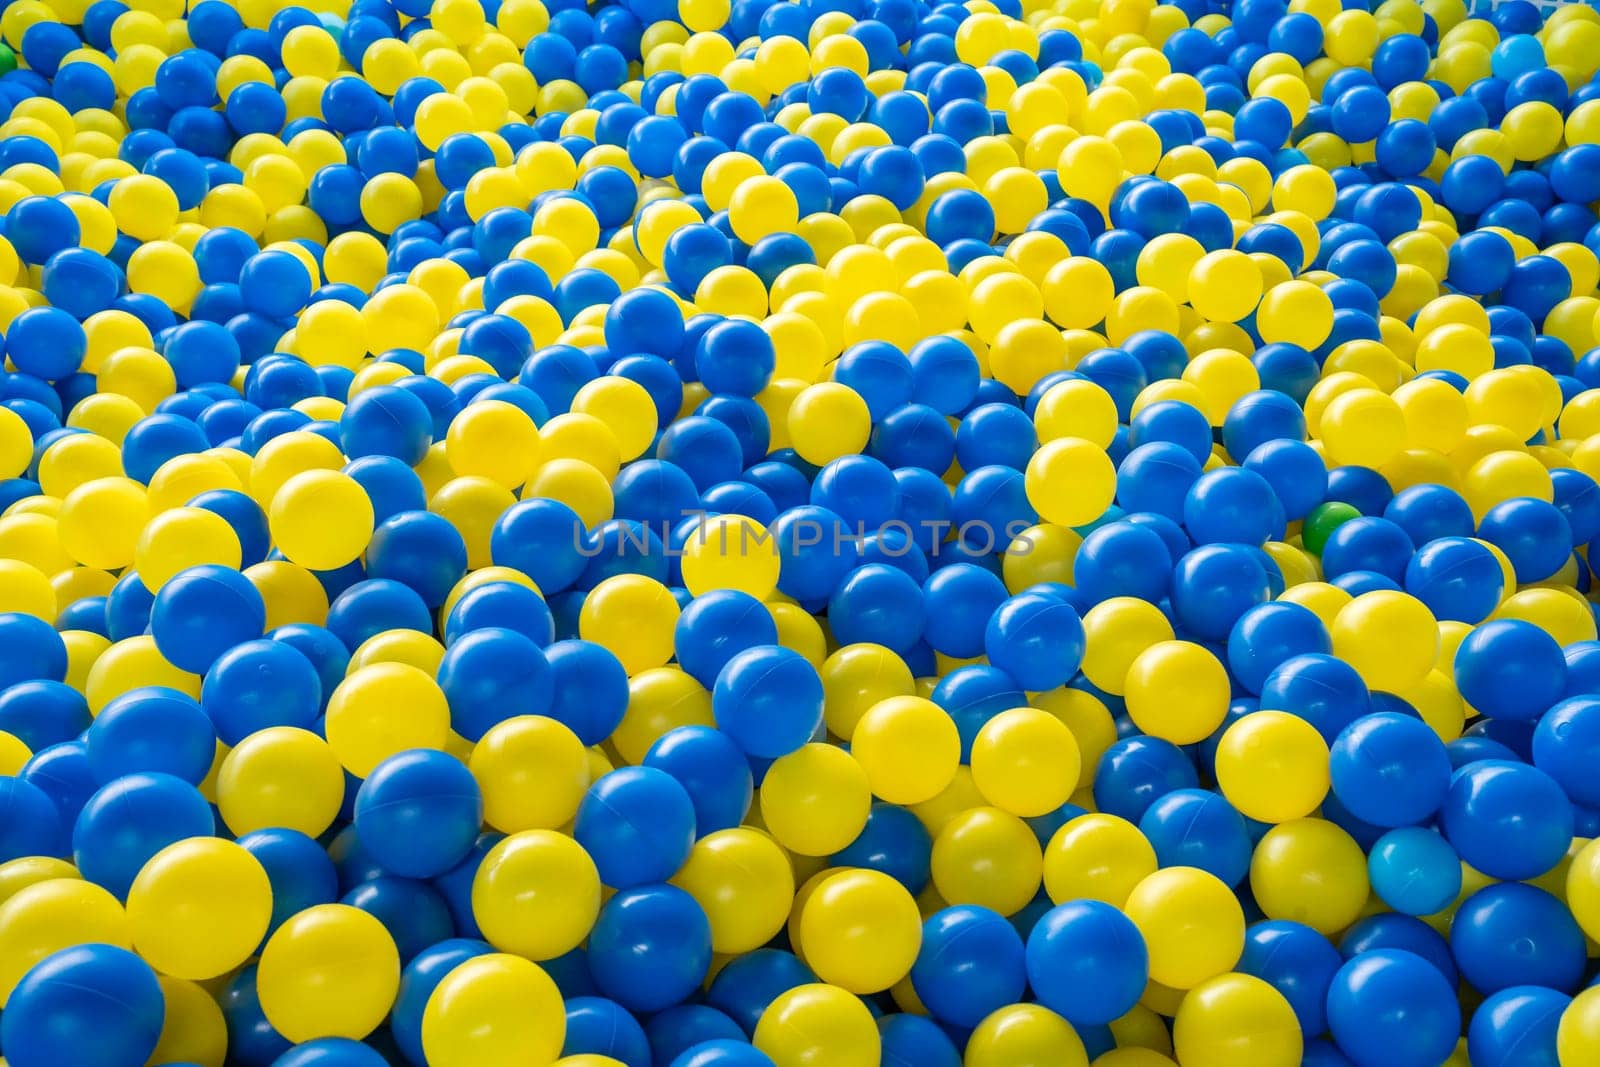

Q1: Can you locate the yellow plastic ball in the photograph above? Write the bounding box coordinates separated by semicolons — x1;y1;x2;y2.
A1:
1330;590;1439;694
1172;972;1303;1067
569;374;656;460
1503;100;1565;161
930;806;1042;916
216;726;344;838
1042;257;1114;330
754;983;880;1067
1034;379;1119;448
798;868;921;993
788;382;871;466
58;476;148;570
469;715;589;833
1122;866;1245;989
1559;985;1600;1064
578;574;680;676
126;838;272;981
672;827;794;955
257;903;400;1042
1319;388;1407;469
422;953;567;1067
1214;710;1330;824
470;830;601;960
1025;437;1116;527
680;513;781;600
1249;817;1370;934
970;706;1081;817
1415;322;1494;379
1124;640;1230;744
1256;279;1334;349
1042;813;1158;907
965;1004;1090;1067
1188;250;1263;322
728;174;800;245
0;405;33;480
323;663;450;777
760;742;872;856
108;173;179;241
129;504;242;592
445;400;542;489
148;975;228;1067
268;470;375;571
849;695;961;805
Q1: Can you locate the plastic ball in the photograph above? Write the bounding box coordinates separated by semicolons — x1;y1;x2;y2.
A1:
574;766;696;888
962;1003;1088;1067
1215;710;1329;824
126;837;272;981
1440;760;1573;881
437;626;554;742
970;706;1081;818
1249;818;1370;935
983;591;1085;691
586;883;711;1013
1325;949;1461;1067
850;695;961;806
148;563;266;674
202;638;323;746
753;983;879;1067
673;828;793;955
1172;972;1302;1067
710;644;823;759
270;470;376;571
471;830;600;962
907;904;1025;1028
1121;867;1244;990
1455;619;1566;722
1367;827;1463;917
354;748;483;879
1025;899;1148;1026
421;953;566;1067
1328;712;1451;828
85;686;214;787
1452;882;1586;995
257;904;401;1043
0;944;164;1067
324;663;450;777
1139;788;1252;888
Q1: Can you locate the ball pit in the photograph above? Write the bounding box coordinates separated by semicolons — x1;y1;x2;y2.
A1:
4;0;1600;1063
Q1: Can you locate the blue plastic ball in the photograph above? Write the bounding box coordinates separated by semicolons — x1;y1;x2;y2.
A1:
588;884;713;1013
1451;882;1586;994
72;772;214;897
1367;827;1462;916
710;644;823;758
1455;619;1566;722
1439;759;1573;881
0;944;164;1067
1326;948;1461;1067
574;766;697;888
1024;899;1147;1026
85;686;215;787
1328;712;1452;828
910;904;1026;1027
352;748;483;879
